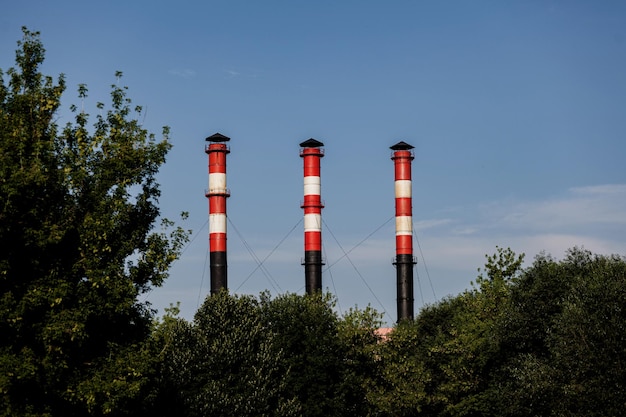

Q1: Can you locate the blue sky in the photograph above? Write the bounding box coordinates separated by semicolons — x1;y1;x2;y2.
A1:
3;1;625;324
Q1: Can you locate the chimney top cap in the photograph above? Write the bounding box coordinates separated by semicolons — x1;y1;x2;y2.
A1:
299;138;324;148
390;141;414;150
205;132;230;142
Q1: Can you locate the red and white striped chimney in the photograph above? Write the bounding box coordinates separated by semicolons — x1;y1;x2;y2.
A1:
300;138;325;294
391;141;416;321
205;133;230;295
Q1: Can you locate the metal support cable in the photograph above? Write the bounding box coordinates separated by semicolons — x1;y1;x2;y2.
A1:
323;244;342;316
414;227;437;300
323;218;393;324
325;216;395;270
197;247;210;308
232;217;303;293
228;216;283;293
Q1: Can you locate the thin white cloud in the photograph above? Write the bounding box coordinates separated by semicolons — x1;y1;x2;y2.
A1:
225;69;240;78
452;227;480;236
223;68;261;79
168;68;196;78
414;218;452;231
489;184;626;232
419;184;626;270
571;184;626;195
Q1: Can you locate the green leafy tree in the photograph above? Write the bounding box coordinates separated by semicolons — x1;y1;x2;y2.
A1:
337;306;384;416
367;317;431;417
154;291;300;417
426;247;523;416
493;251;573;416
499;248;626;416
0;28;188;416
260;292;350;417
367;247;524;417
548;251;626;416
364;247;625;417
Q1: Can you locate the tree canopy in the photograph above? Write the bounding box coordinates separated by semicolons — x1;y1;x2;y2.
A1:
369;247;626;417
0;27;188;416
149;247;626;417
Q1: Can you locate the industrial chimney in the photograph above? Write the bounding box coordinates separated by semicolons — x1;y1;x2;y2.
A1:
391;141;416;321
300;138;325;294
205;133;230;295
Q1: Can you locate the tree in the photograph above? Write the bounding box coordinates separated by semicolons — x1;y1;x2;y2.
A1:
260;292;350;417
498;248;626;416
0;28;188;416
360;247;525;417
154;292;300;417
427;247;523;416
153;293;386;417
367;316;432;417
337;306;384;416
547;251;626;416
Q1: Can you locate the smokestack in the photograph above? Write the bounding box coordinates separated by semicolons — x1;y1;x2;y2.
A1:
391;141;416;322
205;133;230;295
300;138;325;295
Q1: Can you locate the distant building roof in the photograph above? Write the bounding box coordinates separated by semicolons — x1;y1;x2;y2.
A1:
375;327;394;341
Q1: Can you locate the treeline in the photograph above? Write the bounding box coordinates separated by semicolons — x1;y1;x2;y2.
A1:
2;28;626;416
143;246;626;417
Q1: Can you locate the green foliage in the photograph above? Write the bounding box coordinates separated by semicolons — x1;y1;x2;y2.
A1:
125;246;626;416
426;247;523;416
474;245;525;297
153;291;300;417
362;246;626;417
499;248;626;416
260;292;351;417
548;252;626;416
148;248;625;417
368;318;430;416
151;293;391;417
0;28;189;416
364;247;524;417
337;306;385;416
